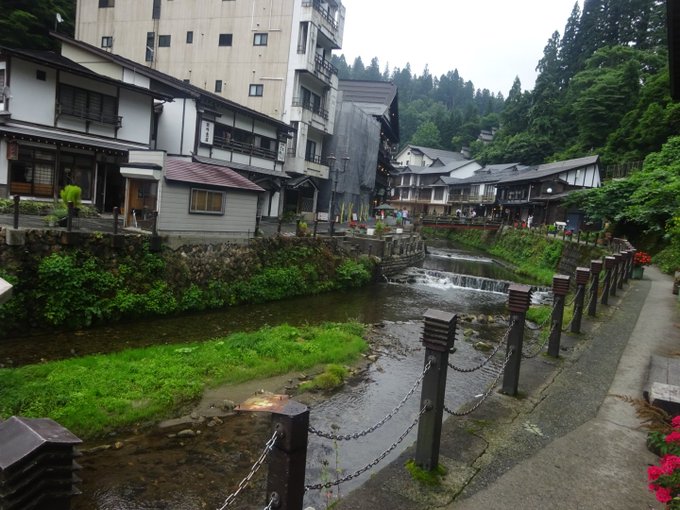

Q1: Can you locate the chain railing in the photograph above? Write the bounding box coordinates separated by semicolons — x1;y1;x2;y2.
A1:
448;324;512;373
217;430;280;510
522;320;556;359
562;286;584;332
445;348;514;416
304;405;428;491
308;359;433;441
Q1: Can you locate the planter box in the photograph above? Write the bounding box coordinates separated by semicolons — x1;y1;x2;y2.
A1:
632;266;644;279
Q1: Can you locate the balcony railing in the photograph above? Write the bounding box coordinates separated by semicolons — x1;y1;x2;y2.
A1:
448;193;496;204
292;97;329;120
314;54;338;82
304;153;324;165
56;104;122;128
213;135;277;160
301;0;338;30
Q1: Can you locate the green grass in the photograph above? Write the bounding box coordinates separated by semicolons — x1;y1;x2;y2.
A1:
298;364;349;392
404;459;448;486
0;322;367;439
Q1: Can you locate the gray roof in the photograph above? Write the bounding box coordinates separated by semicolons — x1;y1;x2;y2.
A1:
0;47;173;101
338;80;397;108
408;145;467;163
0;121;149;153
397;159;476;176
497;155;599;185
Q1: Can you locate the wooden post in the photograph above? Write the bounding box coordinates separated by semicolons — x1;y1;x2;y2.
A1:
571;268;590;333
548;275;570;357
615;253;625;290
267;400;309;510
67;201;74;232
611;253;622;296
589;260;603;317
113;207;120;235
12;195;20;229
415;309;457;471
602;256;615;305
502;285;532;396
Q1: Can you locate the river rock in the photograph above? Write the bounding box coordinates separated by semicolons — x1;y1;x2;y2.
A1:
176;429;196;438
477;314;487;324
221;399;236;411
463;328;475;338
114;441;124;450
474;341;493;352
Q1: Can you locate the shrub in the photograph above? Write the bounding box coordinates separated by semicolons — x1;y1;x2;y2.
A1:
60;185;82;209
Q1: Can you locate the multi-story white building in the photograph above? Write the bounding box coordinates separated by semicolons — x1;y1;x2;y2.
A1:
75;0;345;199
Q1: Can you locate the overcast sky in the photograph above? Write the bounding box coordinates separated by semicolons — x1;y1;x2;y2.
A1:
338;0;582;96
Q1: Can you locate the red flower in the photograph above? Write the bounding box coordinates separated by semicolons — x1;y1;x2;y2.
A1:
649;465;666;481
671;415;680;429
633;251;652;267
666;431;680;443
661;454;680;473
654;486;673;503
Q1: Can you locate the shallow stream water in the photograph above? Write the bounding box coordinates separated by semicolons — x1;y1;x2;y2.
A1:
1;241;545;509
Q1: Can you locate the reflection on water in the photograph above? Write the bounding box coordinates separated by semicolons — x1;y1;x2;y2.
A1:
3;242;543;510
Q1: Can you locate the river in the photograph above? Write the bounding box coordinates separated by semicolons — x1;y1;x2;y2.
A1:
1;241;546;510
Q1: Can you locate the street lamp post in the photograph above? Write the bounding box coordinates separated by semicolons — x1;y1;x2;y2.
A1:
327;154;336;236
545;187;553;226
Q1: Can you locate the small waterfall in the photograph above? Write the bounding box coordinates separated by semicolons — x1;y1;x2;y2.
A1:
387;267;553;301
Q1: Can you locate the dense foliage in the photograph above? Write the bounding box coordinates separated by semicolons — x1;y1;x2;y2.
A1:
0;0;75;50
0;322;367;438
565;135;680;266
0;238;375;336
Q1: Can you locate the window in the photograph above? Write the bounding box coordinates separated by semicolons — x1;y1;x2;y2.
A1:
152;0;161;19
9;146;55;198
36;70;46;81
58;83;119;126
190;189;224;214
99;0;114;7
305;140;316;162
433;188;444;201
101;36;113;48
158;35;171;47
59;153;95;201
249;84;263;96
215;80;222;93
145;32;155;62
253;33;268;46
218;33;233;46
186;31;193;44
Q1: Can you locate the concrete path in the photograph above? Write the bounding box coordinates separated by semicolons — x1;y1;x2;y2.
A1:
334;266;677;510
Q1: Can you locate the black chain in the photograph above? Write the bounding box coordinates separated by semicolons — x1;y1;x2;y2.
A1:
305;406;427;491
448;324;512;373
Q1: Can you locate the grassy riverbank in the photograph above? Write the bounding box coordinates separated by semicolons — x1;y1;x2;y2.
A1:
422;227;564;286
0;322;367;439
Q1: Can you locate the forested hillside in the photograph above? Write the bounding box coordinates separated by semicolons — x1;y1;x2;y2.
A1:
333;0;672;167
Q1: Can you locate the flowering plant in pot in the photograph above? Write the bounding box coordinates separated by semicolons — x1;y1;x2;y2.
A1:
648;416;680;507
634;251;652;267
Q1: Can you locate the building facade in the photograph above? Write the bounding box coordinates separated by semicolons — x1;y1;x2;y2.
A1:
75;0;346;189
56;34;293;224
0;46;162;209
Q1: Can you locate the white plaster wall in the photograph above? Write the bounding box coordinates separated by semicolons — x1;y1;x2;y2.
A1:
9;59;56;126
156;98;198;156
118;89;153;144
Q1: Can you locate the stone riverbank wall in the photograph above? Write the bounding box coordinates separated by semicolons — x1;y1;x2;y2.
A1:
339;231;427;277
0;228;375;336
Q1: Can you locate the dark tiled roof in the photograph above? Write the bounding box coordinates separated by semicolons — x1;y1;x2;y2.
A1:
497;155;599;184
0;46;172;100
409;145;467;162
165;158;264;192
338;80;397;106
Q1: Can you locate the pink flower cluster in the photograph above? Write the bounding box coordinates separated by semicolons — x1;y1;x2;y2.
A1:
648;416;680;504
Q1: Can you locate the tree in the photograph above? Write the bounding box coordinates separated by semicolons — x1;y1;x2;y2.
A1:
351;56;366;79
0;0;74;50
409;121;442;148
500;77;531;136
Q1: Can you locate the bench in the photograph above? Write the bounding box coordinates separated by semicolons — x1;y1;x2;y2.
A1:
644;355;680;415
